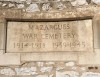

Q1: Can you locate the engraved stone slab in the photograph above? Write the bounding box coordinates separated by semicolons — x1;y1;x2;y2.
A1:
6;19;93;52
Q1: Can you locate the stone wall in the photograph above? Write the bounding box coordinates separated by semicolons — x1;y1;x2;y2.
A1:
0;0;100;12
0;61;100;77
0;0;100;77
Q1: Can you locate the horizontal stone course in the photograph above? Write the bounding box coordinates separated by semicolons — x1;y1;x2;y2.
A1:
0;62;99;77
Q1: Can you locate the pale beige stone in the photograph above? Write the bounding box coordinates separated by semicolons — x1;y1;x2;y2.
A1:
0;23;5;49
65;62;75;66
21;52;77;61
78;49;100;65
0;68;15;75
40;66;53;73
81;72;100;77
0;50;20;65
7;20;93;53
15;67;37;75
56;71;79;77
36;75;48;77
37;62;44;67
93;15;100;48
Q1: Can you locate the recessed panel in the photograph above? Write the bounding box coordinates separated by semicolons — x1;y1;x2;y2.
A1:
6;19;93;52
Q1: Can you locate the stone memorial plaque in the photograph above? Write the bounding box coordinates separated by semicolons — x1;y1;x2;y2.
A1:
6;19;93;52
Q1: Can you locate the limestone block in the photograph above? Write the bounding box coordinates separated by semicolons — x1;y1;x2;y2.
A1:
0;50;20;66
93;15;100;48
21;52;78;61
0;23;5;50
78;49;100;65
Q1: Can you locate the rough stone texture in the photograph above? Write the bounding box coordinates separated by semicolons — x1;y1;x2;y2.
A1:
26;4;40;12
6;20;93;52
0;68;15;76
92;0;100;4
0;62;99;77
15;67;37;75
81;72;100;77
0;0;100;77
56;71;79;77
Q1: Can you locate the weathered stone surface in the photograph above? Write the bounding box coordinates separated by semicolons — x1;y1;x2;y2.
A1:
0;68;15;76
45;62;55;65
93;15;100;48
92;0;100;4
0;52;20;65
0;23;5;49
42;3;51;11
1;0;100;76
6;20;93;52
55;2;66;10
65;62;75;66
36;75;48;77
81;72;100;77
40;66;53;73
17;4;25;8
56;71;79;77
3;9;22;18
78;49;100;65
21;52;78;61
71;0;88;6
15;67;37;75
80;67;86;71
8;3;15;8
37;62;44;67
26;4;40;12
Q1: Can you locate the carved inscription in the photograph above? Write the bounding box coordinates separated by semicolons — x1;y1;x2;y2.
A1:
6;20;93;52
